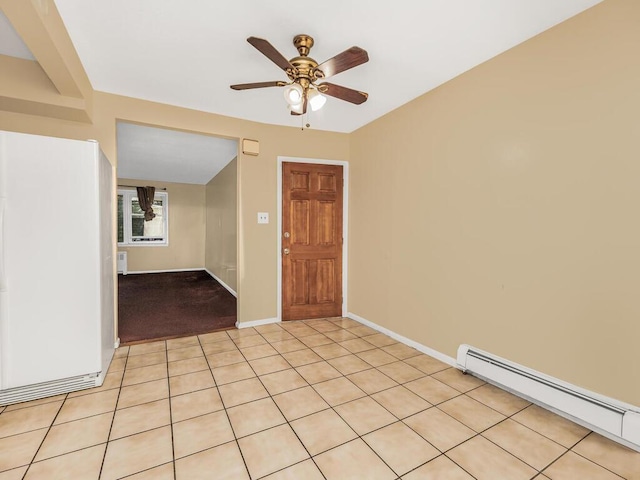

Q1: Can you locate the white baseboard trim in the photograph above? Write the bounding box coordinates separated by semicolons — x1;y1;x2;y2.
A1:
125;268;206;275
346;312;456;367
204;268;237;297
114;338;120;349
236;317;279;329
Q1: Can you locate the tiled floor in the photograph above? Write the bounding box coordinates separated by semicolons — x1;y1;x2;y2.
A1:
1;317;639;479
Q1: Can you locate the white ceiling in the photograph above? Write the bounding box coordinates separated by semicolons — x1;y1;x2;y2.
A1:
50;0;603;134
116;122;238;185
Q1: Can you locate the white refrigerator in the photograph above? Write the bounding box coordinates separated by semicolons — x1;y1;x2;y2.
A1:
0;130;115;405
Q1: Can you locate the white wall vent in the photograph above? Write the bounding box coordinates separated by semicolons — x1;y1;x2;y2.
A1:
117;251;127;275
457;344;640;452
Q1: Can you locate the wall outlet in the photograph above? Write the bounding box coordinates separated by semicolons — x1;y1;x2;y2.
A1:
257;212;269;224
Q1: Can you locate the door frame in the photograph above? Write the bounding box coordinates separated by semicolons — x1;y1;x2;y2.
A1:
277;156;349;321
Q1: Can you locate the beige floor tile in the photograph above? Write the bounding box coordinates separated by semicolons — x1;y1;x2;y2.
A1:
110;398;171;440
381;343;421;360
0;428;48;472
404;355;451;375
313;377;366;406
272;386;330;421
405;376;461;404
364;421;440;476
227;397;286;438
357;349;398;367
108;356;126;373
296;361;342;384
129;341;166;356
201;339;237;355
377;361;425;383
449;436;536;480
346;325;379;337
117;378;169;409
241;343;279;360
466;383;531;416
300;333;333;347
335;396;397;435
438;395;506;433
198;330;231;344
262;459;324;480
175;441;249;480
484;419;566;470
324;329;359;342
0;467;28;480
126;350;167;369
3;394;66;412
404;408;475;452
255;323;285;334
227;327;258;339
544;451;622;480
431;368;485;393
260;368;308;395
54;389;119;424
238;424;309;479
206;349;244;367
169;370;215;396
114;345;130;357
261;331;295;343
308;320;342;333
331;317;361;329
280;324;317;337
347;368;398;394
173;410;234;459
364;333;397;348
281;348;322;366
68;369;123;397
402;455;475;480
315;438;396;480
312;343;351;360
167;356;209;377
0;401;62;438
339;338;376;354
122;363;167;387
34;411;112;461
271;339;308;354
101;426;173;480
234;335;267;349
167;345;204;362
573;432;640;480
218;377;269;408
291;408;357;455
212;362;255;385
166;336;200;349
171;387;224;422
125;462;175;480
24;444;105;480
372;386;431;419
328;354;372;375
512;405;590;448
249;355;291;375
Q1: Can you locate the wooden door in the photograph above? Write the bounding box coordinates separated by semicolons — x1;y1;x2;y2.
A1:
282;162;343;321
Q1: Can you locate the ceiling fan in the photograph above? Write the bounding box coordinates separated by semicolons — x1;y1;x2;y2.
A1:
230;35;369;115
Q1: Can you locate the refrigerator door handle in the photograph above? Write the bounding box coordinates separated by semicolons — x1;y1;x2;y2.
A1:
0;198;5;292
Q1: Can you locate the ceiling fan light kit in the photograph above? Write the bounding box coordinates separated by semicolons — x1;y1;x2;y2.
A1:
231;34;369;118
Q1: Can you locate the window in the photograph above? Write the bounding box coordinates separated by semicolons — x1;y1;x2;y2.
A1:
117;189;168;246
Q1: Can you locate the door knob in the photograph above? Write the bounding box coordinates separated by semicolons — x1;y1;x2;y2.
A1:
283;248;290;255
283;232;290;238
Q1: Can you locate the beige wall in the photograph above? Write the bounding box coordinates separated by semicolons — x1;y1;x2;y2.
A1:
117;179;206;272
349;0;640;406
205;158;238;291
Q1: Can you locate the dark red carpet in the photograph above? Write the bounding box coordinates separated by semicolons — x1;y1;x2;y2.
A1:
118;270;237;344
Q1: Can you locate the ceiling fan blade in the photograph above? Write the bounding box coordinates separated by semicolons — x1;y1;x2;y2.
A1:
319;82;368;105
230;81;286;90
247;37;295;72
317;47;369;78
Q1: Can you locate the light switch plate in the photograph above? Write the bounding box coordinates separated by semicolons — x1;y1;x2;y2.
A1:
257;212;269;224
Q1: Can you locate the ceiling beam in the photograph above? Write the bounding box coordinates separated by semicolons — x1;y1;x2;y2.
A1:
0;0;92;102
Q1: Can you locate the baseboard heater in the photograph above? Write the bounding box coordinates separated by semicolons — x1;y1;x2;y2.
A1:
457;345;640;451
0;372;103;406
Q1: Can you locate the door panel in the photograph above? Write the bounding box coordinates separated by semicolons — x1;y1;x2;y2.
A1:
282;162;343;321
